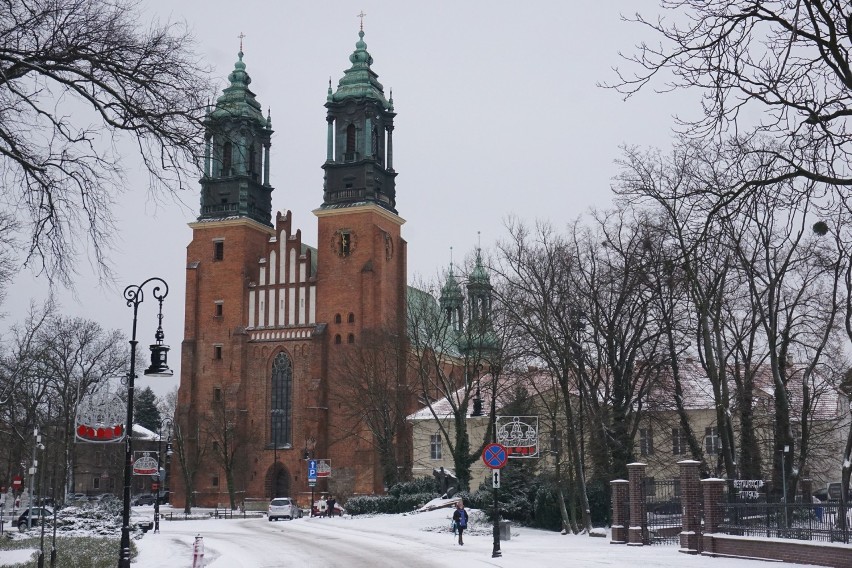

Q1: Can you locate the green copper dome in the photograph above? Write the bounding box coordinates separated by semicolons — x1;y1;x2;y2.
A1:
440;265;464;309
329;30;391;109
207;51;267;128
469;249;491;288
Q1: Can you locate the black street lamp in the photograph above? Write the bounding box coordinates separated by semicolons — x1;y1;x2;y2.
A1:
118;278;173;568
154;418;173;533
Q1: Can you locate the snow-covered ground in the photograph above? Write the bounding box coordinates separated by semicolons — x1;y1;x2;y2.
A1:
0;505;818;567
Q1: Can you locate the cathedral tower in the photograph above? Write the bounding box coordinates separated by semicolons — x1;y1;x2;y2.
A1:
314;28;408;493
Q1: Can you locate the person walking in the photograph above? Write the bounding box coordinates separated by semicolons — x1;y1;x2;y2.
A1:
327;496;336;517
318;496;328;518
452;501;468;546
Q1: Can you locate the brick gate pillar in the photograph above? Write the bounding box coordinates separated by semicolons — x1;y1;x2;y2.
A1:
627;462;647;546
678;460;701;554
611;479;629;544
701;478;725;555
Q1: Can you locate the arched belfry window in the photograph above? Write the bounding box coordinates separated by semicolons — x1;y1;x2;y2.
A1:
222;141;232;176
345;124;356;159
271;352;293;448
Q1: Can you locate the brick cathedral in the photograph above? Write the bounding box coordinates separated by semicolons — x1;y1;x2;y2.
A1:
172;29;412;508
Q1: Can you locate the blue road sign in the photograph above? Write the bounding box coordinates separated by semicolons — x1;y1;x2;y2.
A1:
482;443;508;469
308;459;317;480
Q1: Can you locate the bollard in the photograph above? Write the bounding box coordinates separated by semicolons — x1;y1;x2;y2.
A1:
191;534;205;568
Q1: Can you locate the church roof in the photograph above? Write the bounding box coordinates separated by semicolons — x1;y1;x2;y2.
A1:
328;30;391;109
206;51;268;128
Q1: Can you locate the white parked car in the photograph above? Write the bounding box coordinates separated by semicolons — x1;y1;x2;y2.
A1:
268;497;301;521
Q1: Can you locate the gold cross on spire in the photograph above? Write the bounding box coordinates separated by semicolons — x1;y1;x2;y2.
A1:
238;32;246;52
357;10;367;31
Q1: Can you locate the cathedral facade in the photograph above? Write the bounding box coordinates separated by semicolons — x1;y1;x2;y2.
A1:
171;29;411;508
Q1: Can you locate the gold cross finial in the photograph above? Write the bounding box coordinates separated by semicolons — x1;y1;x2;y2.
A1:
238;32;246;52
357;10;367;31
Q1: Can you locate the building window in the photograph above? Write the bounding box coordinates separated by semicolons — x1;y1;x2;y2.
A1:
212;475;219;488
271;352;293;447
644;476;657;497
549;431;562;455
221;141;232;175
672;428;687;455
334;334;342;344
345;123;356;157
639;428;654;456
338;232;351;256
214;345;222;360
347;334;355;344
215;302;223;317
93;477;100;489
705;427;721;455
213;387;222;402
348;313;355;323
334;314;342;324
212;441;219;453
214;240;224;261
430;434;442;460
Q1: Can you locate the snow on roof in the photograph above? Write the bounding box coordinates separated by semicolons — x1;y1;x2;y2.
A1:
132;424;160;441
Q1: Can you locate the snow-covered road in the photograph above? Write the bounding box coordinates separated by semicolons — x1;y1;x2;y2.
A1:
132;508;816;568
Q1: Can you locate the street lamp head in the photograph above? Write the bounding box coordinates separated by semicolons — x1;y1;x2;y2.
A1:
144;343;173;377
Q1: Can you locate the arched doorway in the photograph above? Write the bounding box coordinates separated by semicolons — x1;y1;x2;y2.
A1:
265;463;289;498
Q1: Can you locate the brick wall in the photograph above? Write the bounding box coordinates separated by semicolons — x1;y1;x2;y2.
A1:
701;535;852;568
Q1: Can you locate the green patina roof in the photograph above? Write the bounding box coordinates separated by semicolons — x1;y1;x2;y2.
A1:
329;30;391;109
469;249;491;288
207;51;267;128
439;265;464;309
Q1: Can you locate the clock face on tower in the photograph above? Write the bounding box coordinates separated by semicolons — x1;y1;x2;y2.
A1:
331;229;356;257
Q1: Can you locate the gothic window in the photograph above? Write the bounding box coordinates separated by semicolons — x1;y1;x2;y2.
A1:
334;314;342;324
214;345;222;360
222;141;232;175
212;475;219;487
271;352;293;448
345;124;356;159
347;334;355;344
214;241;224;261
348;313;355;323
430;433;442;460
213;387;222;402
334;334;342;345
215;302;223;318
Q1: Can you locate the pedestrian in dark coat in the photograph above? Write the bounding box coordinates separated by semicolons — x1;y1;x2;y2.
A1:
452;501;468;545
327;496;336;517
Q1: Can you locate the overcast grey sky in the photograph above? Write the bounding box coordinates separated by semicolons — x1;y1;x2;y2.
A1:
4;0;697;397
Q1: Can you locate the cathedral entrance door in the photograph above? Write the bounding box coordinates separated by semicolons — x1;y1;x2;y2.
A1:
267;463;289;498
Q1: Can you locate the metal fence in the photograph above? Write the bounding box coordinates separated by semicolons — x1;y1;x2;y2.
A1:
719;502;850;544
644;478;681;545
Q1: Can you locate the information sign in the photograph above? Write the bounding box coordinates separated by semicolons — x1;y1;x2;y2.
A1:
308;459;317;481
496;416;539;458
492;470;501;489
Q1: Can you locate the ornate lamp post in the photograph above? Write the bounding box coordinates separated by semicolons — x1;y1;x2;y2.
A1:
118;278;173;568
154;417;173;533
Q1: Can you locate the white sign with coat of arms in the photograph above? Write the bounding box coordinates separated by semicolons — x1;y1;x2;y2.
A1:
496;416;539;458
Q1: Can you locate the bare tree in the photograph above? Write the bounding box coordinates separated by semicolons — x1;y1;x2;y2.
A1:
608;1;852;198
493;220;594;533
205;396;243;510
329;329;410;488
0;0;214;284
38;314;126;497
407;273;501;492
171;415;206;514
